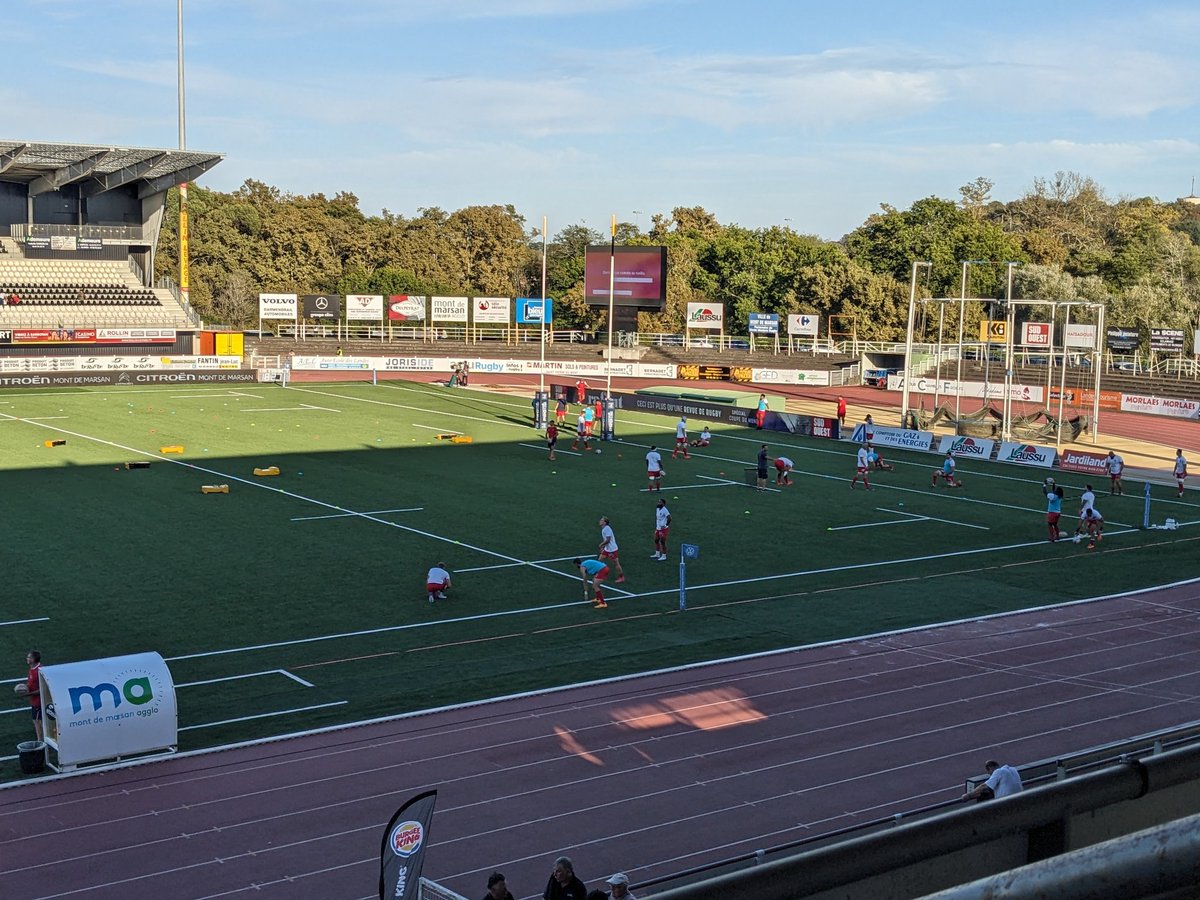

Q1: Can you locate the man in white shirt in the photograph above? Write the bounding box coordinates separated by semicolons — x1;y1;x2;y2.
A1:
672;416;691;459
1103;451;1125;495
598;517;626;582
774;455;794;486
690;425;712;448
963;760;1023;801
1175;449;1188;497
645;445;664;492
652;499;672;560
426;563;451;604
851;444;872;490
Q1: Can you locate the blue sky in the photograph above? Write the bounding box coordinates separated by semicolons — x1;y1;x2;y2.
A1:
7;1;1200;239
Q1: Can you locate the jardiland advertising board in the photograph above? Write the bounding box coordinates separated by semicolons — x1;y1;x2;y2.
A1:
39;652;177;769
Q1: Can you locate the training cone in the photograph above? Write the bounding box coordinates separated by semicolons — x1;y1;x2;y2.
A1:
253;466;281;476
160;445;185;454
201;484;229;494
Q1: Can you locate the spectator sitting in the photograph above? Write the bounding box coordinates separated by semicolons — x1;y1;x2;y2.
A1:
605;873;635;900
483;871;514;900
963;759;1023;802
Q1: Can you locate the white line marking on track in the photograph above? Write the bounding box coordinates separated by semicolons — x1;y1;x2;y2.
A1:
291;507;424;522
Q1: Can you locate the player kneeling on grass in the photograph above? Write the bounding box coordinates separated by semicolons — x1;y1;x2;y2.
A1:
868;444;893;472
426;562;451;604
931;451;962;488
690;425;711;448
1081;506;1104;549
575;557;610;609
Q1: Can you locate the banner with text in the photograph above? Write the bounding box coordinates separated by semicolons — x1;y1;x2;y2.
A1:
996;442;1056;468
431;296;469;322
472;297;511;324
259;293;298;319
685;303;724;330
345;294;384;321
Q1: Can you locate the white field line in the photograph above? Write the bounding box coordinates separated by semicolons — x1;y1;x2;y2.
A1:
177;669;314;689
290;507;424;523
19;416;68;421
827;518;928;532
412;423;460;433
458;554;591;574
298;403;341;412
239;406;323;413
177;701;347;732
285;384;532;433
887;507;990;530
640;483;732;493
696;473;783;494
520;442;582;457
0;617;49;628
0;412;583;590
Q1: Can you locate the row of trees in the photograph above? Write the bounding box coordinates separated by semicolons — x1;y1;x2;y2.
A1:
154;175;1200;345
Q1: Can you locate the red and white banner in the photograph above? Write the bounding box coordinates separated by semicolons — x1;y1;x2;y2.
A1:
937;435;995;458
996;442;1056;468
5;328;176;345
1021;322;1052;346
345;294;384;321
1058;448;1109;476
472;297;511;324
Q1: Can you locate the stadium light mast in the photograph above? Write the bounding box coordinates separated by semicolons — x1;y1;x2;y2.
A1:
605;214;616;396
177;0;190;312
900;261;932;428
539;215;547;393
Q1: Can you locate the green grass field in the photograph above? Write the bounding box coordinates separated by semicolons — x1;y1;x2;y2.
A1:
2;378;1197;774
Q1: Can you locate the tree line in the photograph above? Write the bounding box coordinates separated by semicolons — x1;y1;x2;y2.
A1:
154;174;1200;346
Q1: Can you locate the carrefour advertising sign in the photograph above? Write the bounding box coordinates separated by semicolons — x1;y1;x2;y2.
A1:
39;652;177;768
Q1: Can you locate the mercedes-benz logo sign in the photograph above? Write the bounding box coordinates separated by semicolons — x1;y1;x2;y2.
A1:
315;297;330;310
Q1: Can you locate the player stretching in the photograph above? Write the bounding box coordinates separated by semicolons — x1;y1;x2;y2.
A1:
673;416;691;459
652;499;672;560
1175;449;1189;497
1082;505;1104;549
774;455;794;485
931;451;962;488
1103;450;1124;495
851;444;872;490
598;517;626;582
690;425;712;448
575;557;610;609
646;445;664;492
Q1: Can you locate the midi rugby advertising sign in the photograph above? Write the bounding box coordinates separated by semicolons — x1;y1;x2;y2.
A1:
38;652;177;770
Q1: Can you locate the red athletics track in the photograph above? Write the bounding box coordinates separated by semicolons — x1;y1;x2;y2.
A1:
2;580;1200;900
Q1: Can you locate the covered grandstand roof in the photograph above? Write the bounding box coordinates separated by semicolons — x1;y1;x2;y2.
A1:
0;139;223;199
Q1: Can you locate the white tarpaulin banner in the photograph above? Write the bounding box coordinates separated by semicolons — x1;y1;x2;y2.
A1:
345;294;384;321
431;296;469;322
786;314;820;336
1063;323;1097;349
472;297;511;324
685;303;724;330
40;652;177;768
937;435;996;458
850;424;935;451
996;442;1056;468
1120;393;1200;419
751;368;832;386
259;293;297;319
886;374;1045;403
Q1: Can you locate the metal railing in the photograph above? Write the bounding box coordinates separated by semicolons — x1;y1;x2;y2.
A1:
635;719;1200;897
10;223;147;242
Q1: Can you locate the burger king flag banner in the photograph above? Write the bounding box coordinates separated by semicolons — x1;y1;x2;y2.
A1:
379;789;437;900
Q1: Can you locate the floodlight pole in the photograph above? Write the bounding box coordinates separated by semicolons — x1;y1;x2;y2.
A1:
900;261;931;429
539;215;548;394
177;0;189;310
605;214;616;397
955;262;968;421
1000;263;1017;441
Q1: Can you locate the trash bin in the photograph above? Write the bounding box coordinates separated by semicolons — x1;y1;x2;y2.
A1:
17;740;45;775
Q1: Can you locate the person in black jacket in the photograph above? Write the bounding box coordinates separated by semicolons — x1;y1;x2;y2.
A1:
543;856;587;900
483;871;514;900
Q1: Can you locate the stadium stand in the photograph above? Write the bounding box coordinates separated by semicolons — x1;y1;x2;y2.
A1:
0;139;222;329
